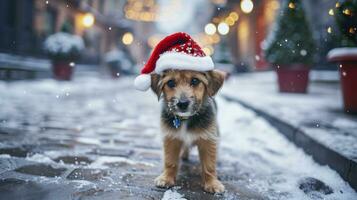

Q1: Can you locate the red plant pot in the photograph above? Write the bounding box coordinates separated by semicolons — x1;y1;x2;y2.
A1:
275;64;310;93
52;61;73;80
328;48;357;114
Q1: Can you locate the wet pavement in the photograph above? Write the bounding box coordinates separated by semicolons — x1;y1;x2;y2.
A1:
0;76;356;200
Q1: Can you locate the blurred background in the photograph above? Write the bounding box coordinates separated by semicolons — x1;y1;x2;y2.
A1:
0;0;344;77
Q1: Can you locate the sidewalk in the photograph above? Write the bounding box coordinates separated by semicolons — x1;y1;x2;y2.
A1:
221;71;357;191
0;53;99;80
0;75;356;199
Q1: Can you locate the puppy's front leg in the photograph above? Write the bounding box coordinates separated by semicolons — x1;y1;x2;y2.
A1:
197;139;225;193
155;137;182;188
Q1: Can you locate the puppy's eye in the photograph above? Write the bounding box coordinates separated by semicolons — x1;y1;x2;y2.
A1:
190;78;200;86
167;80;176;88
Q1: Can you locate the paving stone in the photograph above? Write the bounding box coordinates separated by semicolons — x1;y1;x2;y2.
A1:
67;168;109;181
90;148;134;157
15;164;66;177
103;161;153;172
299;177;334;195
54;156;93;165
0;147;31;158
0;178;47;200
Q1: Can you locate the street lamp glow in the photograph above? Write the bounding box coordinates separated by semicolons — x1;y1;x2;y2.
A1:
217;22;229;35
204;23;216;35
240;0;254;14
82;13;95;28
122;32;134;45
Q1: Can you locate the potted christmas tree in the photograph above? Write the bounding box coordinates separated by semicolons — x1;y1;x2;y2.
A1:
264;0;315;93
327;0;357;113
44;26;84;80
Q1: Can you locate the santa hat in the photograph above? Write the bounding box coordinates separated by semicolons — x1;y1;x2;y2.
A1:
134;32;214;91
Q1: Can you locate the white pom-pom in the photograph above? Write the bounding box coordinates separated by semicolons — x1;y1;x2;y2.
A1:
134;74;151;91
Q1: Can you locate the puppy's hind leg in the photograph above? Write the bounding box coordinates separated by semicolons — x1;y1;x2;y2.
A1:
181;147;190;161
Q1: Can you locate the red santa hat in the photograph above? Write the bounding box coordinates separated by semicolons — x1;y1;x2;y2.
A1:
134;32;214;91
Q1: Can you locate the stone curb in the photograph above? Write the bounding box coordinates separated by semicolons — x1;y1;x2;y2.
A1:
222;94;357;191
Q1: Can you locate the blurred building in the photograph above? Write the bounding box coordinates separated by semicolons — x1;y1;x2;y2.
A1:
0;0;339;72
0;0;131;64
209;0;337;71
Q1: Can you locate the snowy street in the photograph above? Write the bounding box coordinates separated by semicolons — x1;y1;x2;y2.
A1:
0;76;356;200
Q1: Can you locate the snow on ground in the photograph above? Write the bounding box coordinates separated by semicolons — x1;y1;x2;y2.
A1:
221;71;357;162
217;97;356;199
161;188;187;200
0;75;356;199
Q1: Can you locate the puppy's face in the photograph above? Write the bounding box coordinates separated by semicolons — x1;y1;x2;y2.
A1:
151;70;224;117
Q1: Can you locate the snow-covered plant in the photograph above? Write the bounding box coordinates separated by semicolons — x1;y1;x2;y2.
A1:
44;32;84;61
264;0;315;65
334;0;357;47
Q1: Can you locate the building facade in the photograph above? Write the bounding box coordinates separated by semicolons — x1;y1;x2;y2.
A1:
0;0;131;63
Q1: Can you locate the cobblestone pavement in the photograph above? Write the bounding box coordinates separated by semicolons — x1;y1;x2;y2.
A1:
0;76;356;200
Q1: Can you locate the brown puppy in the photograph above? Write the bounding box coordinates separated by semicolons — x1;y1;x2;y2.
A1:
151;69;225;193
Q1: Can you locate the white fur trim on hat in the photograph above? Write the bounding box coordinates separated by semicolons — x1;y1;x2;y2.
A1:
155;52;214;73
134;74;151;91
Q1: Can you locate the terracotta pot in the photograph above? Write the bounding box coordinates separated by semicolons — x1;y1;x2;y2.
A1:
52;61;73;80
275;64;310;93
328;48;357;114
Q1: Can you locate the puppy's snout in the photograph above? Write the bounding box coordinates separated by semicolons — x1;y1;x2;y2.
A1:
177;100;190;111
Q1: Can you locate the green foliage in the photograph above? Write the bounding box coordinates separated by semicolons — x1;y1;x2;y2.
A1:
61;21;74;34
334;0;357;47
264;0;315;65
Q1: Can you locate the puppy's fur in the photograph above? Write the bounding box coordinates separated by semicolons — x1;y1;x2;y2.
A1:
151;69;225;193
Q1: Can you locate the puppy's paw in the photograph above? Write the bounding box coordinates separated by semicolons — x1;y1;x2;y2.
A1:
154;174;175;188
203;179;225;194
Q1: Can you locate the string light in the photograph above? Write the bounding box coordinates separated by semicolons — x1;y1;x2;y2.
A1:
124;0;158;22
229;12;239;21
217;22;229;35
240;0;254;13
328;9;334;16
82;13;95;28
327;27;332;33
204;23;217;35
343;9;351;15
122;32;134;45
288;2;295;9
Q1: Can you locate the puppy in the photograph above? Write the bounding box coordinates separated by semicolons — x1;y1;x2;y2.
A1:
151;69;225;193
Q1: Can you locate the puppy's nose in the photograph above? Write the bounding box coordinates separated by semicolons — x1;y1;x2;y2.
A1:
177;100;190;111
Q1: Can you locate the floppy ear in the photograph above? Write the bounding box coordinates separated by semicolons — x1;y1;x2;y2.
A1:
206;70;225;96
150;74;162;100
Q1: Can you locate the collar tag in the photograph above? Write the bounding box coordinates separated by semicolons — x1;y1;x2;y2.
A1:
173;116;181;129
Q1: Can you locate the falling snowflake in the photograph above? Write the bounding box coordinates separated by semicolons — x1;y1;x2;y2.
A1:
109;27;112;31
255;55;260;61
342;71;347;76
46;0;49;4
69;62;75;67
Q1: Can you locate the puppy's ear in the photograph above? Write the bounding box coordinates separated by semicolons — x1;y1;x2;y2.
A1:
151;74;162;100
206;70;225;96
